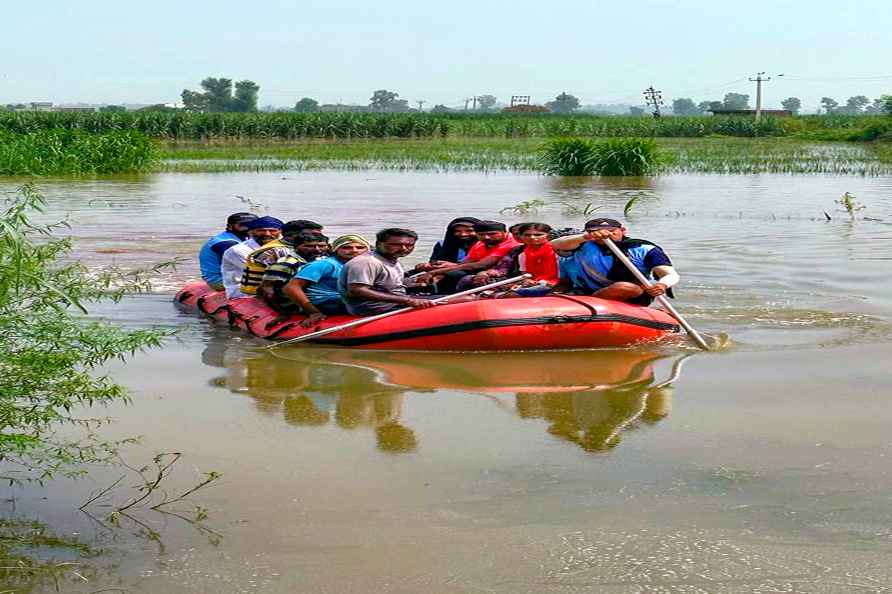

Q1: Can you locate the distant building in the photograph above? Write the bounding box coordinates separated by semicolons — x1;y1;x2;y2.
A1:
28;102;54;111
56;106;98;113
709;109;793;117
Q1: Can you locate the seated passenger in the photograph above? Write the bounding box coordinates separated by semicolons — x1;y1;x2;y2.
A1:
221;216;283;299
465;222;559;294
550;218;679;305
416;220;520;293
240;221;328;297
339;228;437;316
273;234;370;326
199;212;258;290
414;217;480;272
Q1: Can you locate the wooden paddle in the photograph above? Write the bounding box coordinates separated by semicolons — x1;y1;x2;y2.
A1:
602;237;711;351
266;273;532;349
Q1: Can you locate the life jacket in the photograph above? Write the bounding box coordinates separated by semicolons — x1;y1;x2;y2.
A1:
198;230;240;285
569;238;673;296
239;239;293;295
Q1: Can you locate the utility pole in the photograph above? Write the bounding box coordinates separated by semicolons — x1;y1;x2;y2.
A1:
749;72;770;122
416;100;426;112
643;86;663;118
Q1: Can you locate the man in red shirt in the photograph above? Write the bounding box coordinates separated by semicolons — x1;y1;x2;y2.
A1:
417;220;520;293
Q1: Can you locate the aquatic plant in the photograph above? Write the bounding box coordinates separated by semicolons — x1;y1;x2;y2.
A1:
590;138;659;176
499;199;548;215
0;128;157;175
538;138;597;175
835;191;866;219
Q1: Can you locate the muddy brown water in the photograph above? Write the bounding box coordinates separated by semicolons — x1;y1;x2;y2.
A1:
3;171;892;593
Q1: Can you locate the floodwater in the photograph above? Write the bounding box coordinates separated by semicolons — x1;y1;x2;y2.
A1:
3;171;892;593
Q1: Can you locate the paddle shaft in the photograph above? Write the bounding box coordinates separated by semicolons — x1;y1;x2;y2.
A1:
602;237;710;351
267;273;532;348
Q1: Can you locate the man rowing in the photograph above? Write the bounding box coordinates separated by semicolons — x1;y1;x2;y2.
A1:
551;218;679;305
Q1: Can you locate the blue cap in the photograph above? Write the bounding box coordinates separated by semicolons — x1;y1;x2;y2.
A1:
246;216;283;230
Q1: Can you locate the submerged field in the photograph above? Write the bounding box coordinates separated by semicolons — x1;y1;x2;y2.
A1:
160;137;892;175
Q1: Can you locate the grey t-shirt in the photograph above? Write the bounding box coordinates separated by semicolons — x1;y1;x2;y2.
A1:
338;251;407;315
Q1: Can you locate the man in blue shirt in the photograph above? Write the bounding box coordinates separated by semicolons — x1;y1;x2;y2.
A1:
551;218;680;306
198;212;258;290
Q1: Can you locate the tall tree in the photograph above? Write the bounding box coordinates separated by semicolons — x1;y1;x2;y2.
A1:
844;95;870;114
294;97;319;113
881;95;892;115
722;93;750;110
477;95;497;111
781;97;802;114
698;100;723;113
180;77;260;112
628;106;645;116
369;90;400;111
202;78;234;111
232;80;260;112
546;92;581;114
820;97;839;114
671;98;700;116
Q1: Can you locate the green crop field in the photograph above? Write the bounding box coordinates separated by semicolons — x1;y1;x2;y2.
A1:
1;111;889;141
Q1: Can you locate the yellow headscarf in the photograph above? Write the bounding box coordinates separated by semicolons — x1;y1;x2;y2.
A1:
330;234;370;251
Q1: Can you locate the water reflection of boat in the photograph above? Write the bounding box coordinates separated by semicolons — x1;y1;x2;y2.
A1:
201;333;679;453
177;281;679;351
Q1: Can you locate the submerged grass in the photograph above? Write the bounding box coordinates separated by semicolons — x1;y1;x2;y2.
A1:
159;137;892;176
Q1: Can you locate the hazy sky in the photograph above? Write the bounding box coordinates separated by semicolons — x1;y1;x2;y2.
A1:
3;0;891;111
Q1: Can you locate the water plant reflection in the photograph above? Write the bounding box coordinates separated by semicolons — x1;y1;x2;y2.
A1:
203;337;681;454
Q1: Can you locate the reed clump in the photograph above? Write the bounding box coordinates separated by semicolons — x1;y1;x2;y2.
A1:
539;137;660;176
0;129;157;175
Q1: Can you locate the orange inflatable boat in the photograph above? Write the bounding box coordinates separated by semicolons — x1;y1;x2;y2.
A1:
174;281;679;350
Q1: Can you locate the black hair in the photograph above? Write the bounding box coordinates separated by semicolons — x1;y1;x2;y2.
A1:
283;219;323;235
473;220;507;232
293;231;329;246
376;228;418;243
517;222;552;235
226;212;257;226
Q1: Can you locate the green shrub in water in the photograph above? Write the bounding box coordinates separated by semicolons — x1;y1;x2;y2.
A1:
590;137;659;176
538;138;597;175
0;128;157;175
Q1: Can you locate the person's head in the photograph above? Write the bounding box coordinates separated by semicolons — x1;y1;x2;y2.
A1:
245;216;284;245
517;222;553;247
509;222;531;242
226;212;258;240
473;221;509;247
375;228;418;259
292;231;330;261
584;218;626;243
330;234;370;262
285;219;323;236
448;218;479;244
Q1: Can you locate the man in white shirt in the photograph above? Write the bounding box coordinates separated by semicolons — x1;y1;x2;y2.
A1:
220;216;283;299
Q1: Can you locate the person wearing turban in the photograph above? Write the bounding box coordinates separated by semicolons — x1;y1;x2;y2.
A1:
279;234;371;325
220;216;284;299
